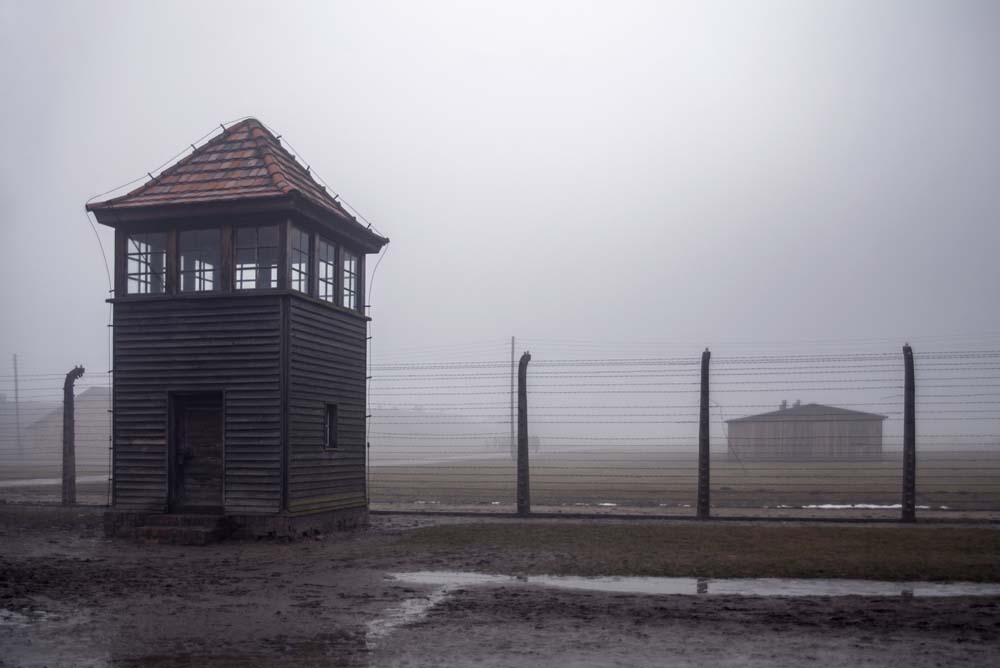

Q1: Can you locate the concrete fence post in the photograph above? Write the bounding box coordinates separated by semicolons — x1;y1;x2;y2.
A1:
63;365;85;506
517;351;532;517
902;344;916;523
697;348;711;520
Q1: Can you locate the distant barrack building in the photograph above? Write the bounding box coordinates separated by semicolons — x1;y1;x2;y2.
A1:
725;401;886;461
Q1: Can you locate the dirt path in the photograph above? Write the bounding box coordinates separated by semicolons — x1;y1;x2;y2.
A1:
1;506;998;667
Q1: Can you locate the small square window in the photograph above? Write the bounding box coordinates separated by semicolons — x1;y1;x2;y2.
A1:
324;404;339;450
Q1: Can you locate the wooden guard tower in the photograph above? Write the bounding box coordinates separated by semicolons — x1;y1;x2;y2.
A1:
88;119;388;539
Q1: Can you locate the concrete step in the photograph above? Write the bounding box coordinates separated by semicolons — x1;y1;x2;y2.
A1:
137;524;233;546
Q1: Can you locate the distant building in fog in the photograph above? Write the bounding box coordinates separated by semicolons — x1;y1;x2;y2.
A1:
26;386;110;475
725;401;886;461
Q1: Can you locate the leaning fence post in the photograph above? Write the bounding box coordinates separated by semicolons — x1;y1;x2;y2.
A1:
63;365;85;506
697;348;711;520
902;344;916;522
517;351;532;516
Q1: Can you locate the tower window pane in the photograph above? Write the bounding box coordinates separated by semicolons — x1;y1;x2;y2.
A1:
126;232;166;295
290;225;310;294
317;237;337;303
179;229;220;292
342;250;359;310
235;225;279;290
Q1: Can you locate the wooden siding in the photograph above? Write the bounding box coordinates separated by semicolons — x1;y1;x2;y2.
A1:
727;419;884;461
286;296;368;514
113;296;283;513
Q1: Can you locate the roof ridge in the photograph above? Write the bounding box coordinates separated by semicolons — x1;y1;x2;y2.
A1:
246;120;296;195
252;125;348;209
100;120;251;207
726;402;888;422
242;120;355;220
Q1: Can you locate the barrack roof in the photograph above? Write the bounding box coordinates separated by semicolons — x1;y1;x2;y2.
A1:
725;403;888;423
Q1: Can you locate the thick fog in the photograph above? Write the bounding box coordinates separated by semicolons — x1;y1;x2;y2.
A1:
2;0;999;378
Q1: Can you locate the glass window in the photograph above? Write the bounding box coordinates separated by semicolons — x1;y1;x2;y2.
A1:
235;225;279;290
179;229;220;292
317;237;337;303
290;225;310;294
342;250;359;310
324;404;339;450
126;232;166;295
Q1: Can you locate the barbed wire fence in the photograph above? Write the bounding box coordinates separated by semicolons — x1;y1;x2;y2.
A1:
367;356;518;510
367;345;1000;520
0;364;112;505
2;344;998;520
708;351;907;515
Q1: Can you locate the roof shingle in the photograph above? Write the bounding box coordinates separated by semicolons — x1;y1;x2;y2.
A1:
87;118;358;227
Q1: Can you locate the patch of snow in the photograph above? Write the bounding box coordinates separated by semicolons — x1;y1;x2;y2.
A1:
802;503;931;510
391;571;1000;599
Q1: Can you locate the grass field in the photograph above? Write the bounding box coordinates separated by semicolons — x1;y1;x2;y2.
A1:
3;448;997;515
370;449;1000;512
388;521;1000;581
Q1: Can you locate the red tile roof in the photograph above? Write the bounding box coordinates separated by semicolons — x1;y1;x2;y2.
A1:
87;118;359;227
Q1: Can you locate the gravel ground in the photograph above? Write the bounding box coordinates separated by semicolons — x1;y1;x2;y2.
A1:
1;504;998;667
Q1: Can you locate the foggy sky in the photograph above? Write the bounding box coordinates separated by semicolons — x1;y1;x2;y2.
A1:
2;0;999;380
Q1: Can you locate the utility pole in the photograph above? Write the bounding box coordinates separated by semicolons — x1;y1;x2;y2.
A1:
510;336;515;460
13;354;21;458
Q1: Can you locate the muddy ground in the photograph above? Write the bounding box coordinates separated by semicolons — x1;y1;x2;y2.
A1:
1;505;998;667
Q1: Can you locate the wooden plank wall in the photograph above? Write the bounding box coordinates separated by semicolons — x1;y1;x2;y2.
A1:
113;297;283;513
728;419;884;461
286;296;368;514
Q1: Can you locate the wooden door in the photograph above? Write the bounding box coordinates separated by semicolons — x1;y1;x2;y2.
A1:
171;393;224;513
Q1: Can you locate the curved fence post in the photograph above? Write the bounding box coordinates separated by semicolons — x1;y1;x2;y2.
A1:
63;365;85;505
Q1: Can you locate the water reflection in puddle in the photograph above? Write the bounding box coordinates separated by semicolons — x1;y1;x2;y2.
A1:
362;571;1000;646
366;587;451;646
389;571;1000;598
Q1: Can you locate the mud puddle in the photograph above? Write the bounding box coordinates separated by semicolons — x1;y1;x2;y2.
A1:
366;588;451;647
361;572;1000;645
0;607;54;627
389;571;1000;598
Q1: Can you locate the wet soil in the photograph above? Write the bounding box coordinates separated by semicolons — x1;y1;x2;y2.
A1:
1;505;998;667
